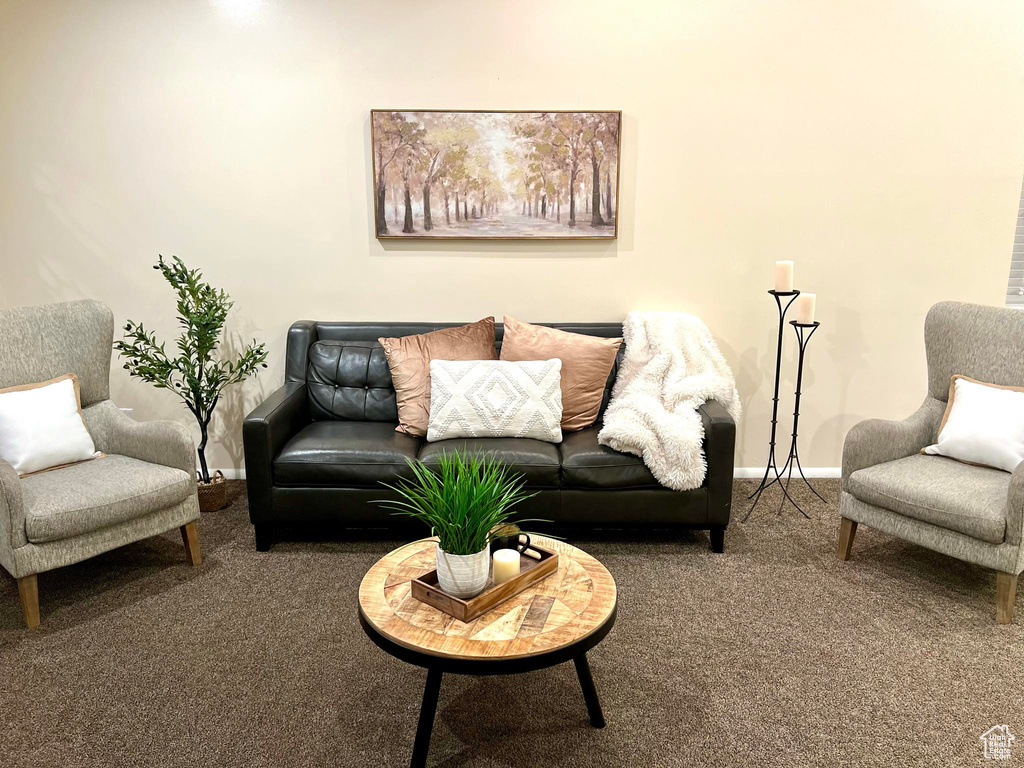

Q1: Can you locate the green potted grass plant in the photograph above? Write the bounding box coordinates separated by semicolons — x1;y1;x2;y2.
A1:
115;255;268;512
377;453;538;598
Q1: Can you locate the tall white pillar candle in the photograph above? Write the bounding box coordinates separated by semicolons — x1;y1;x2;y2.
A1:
492;549;521;585
795;293;816;324
774;261;794;292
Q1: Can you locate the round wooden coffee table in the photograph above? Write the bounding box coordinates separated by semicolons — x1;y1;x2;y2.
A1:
358;536;617;768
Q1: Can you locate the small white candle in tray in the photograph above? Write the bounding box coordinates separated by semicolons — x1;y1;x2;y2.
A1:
492;549;521;585
774;260;794;292
794;293;816;324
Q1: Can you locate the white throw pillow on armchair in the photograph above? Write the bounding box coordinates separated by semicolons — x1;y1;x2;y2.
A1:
427;359;563;443
0;374;100;476
924;375;1024;473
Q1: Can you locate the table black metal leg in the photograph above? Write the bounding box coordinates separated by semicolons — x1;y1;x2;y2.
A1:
574;653;605;728
410;667;443;768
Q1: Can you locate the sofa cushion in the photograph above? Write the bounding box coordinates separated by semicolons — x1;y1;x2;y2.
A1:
559;426;660;489
274;421;422;487
418;438;560;489
22;454;194;544
847;454;1009;544
307;340;397;422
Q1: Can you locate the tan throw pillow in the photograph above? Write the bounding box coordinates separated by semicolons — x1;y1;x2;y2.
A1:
499;316;622;432
379;318;498;437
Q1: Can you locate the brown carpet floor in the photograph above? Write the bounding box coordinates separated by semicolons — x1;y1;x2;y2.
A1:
1;480;1021;767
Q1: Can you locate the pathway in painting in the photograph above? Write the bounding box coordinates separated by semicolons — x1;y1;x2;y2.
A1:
381;212;615;238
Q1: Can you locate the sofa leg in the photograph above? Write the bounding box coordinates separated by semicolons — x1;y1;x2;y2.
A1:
996;572;1018;625
18;575;40;629
254;524;273;552
838;517;857;561
709;526;725;554
180;522;202;567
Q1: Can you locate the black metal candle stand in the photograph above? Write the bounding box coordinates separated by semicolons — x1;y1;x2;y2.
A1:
741;294;819;524
745;290;798;528
773;321;826;515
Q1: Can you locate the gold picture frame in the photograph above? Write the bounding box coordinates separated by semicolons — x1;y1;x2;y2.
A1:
371;110;621;241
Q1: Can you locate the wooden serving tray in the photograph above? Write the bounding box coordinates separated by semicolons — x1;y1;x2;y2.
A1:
411;544;560;623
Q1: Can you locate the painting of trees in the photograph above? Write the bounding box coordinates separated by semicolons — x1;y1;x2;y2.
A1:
371;110;620;239
373;113;424;235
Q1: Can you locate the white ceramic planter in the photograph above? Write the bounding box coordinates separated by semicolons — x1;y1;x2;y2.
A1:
435;543;490;598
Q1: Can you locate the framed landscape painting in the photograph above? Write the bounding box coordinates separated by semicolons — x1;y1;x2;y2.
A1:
371;110;621;240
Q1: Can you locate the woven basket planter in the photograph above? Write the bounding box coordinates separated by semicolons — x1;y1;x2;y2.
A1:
197;470;227;513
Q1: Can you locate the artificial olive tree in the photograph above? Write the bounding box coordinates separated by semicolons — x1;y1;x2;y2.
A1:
115;255;268;484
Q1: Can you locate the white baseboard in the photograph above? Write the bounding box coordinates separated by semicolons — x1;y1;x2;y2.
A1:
734;466;841;478
214;467;842;481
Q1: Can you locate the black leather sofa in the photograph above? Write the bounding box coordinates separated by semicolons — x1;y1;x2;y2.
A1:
242;321;737;552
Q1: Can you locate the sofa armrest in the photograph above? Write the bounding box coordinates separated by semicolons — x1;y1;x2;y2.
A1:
841;398;944;491
242;382;309;523
1005;464;1024;548
699;399;737;526
107;406;197;477
0;458;26;554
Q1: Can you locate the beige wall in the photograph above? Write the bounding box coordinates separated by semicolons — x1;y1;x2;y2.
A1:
2;0;1023;473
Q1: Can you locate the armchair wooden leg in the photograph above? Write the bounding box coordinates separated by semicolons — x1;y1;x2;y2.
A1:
996;572;1018;625
180;522;202;567
18;575;40;629
838;517;857;561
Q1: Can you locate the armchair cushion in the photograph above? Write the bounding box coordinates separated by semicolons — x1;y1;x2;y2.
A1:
847;454;1009;544
22;455;194;544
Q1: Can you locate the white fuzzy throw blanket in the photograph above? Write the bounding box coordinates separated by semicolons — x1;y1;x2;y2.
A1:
598;312;741;491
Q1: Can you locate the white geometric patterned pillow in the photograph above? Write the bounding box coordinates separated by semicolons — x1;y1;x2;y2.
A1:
427;359;563;443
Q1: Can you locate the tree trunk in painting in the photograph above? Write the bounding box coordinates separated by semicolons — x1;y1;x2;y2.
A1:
376;171;388;234
590;155;605;226
522;201;526;215
541;195;547;218
471;204;477;218
481;189;486;217
568;181;577;227
391;186;399;225
605;170;613;220
422;185;433;231
463;200;468;220
403;183;414;233
556;199;561;222
455;191;461;222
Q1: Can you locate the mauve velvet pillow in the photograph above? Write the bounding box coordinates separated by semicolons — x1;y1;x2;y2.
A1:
499;316;621;432
379;318;497;437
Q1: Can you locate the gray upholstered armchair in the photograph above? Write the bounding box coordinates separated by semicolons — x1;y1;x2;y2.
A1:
0;300;202;628
839;301;1024;624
